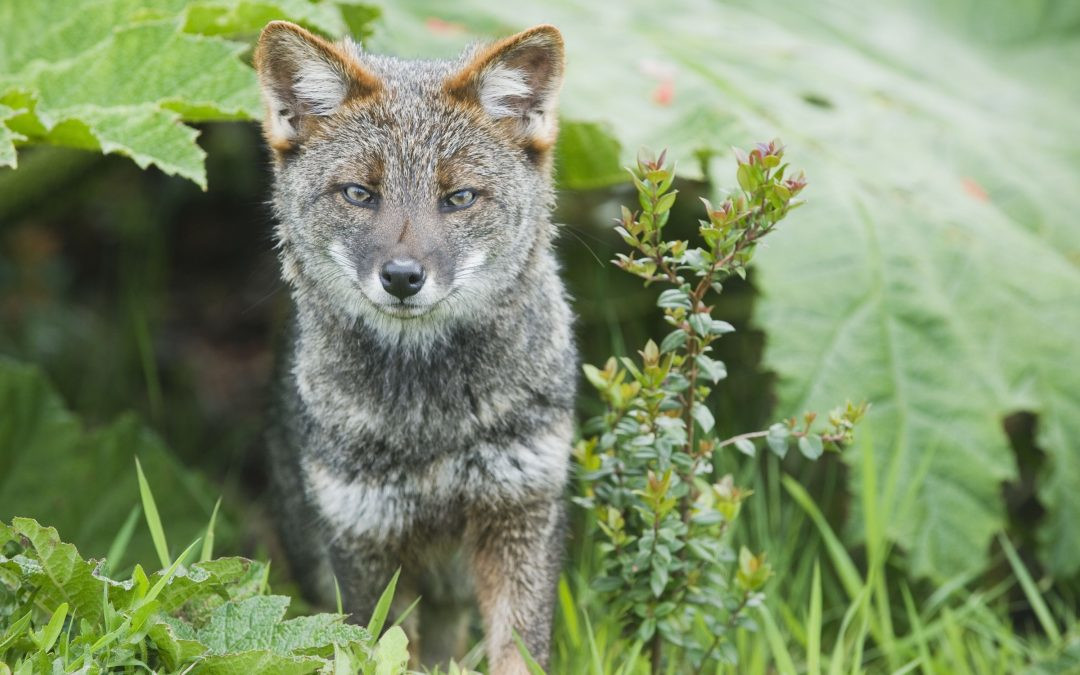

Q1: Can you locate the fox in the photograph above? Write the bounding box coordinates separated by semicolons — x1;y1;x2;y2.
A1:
254;20;577;674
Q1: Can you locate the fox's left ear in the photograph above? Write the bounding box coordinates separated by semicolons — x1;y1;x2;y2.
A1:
445;25;565;150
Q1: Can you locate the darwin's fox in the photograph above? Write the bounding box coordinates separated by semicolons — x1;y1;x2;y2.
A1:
256;21;576;674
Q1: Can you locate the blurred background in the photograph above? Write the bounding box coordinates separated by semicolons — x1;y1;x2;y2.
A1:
2;0;1079;670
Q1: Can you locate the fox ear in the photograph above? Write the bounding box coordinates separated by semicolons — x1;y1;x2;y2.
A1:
446;25;565;150
254;21;380;152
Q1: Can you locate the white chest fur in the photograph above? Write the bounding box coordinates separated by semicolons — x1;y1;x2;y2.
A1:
303;419;571;542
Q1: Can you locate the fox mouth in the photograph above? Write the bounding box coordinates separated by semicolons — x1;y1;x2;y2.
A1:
358;290;440;319
374;302;432;318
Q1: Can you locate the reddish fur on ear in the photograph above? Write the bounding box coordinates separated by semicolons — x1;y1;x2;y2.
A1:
444;25;564;96
254;21;382;153
445;25;565;150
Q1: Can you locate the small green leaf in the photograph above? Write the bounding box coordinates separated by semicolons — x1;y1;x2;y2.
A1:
766;423;790;458
659;329;687;353
582;364;609;391
736;163;757;191
734;438;756;457
798;434;824;460
147;619;207;671
710;319;736;335
692;402;715;434
654;190;678;215
688;313;711;336
649;565;669;597
696;354;727;384
657;289;692;310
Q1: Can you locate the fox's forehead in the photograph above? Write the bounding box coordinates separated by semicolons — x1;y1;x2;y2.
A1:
310;58;514;190
355;52;463;93
309;115;507;197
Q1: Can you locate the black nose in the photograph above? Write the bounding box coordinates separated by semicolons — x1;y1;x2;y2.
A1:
380;259;426;300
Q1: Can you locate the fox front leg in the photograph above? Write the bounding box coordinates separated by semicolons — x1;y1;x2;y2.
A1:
469;498;566;675
327;540;402;625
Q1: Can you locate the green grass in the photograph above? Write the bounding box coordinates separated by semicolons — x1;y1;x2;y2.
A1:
538;436;1078;674
2;394;1076;674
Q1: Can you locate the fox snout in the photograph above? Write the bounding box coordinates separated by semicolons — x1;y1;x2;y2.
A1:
379;258;426;300
333;237;454;314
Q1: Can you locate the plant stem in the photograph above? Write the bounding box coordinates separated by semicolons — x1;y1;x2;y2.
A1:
651;632;663;674
692;591;751;675
716;429;770;449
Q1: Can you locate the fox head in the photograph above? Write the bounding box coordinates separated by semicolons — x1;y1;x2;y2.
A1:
255;21;565;338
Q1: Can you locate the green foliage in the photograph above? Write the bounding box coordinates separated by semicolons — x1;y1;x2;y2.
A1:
0;358;224;573
0;0;377;188
368;0;1080;584
553;448;1079;674
2;2;1078;673
0;516;408;673
0;368;416;673
575;145;865;671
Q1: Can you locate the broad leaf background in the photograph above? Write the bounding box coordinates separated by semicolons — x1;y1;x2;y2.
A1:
367;0;1080;580
2;0;1077;583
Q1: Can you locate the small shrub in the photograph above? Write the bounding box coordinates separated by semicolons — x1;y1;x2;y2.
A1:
575;142;865;672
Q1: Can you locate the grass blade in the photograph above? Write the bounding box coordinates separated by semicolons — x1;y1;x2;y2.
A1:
997;534;1061;643
615;640;644;675
582;613;605;675
366;568;400;638
199;497;221;563
558;575;581;649
35;603;67;652
807;562;822;675
105;505;141;575
859;436;896;665
782;475;863;600
134;457;170;569
513;629;547;675
759;604;797;674
141;539;200;607
391;595;422;629
828;586;871;675
900;582;933;674
941;608;973;675
334;575;343;615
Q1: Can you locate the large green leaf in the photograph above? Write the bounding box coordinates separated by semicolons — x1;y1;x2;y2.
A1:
0;104;22;167
368;0;1080;580
195;595;368;655
0;518;109;620
0;0;378;187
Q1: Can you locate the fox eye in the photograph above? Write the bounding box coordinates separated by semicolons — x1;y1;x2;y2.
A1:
342;184;377;208
441;189;477;211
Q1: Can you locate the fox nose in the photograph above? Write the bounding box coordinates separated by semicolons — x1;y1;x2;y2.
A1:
380;259;426;300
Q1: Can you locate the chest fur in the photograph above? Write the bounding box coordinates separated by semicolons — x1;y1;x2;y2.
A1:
302;419;570;542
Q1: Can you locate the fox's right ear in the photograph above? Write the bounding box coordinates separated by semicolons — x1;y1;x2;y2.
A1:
254;21;380;153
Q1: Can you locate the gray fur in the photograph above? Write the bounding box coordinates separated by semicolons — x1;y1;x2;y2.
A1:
257;22;575;674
